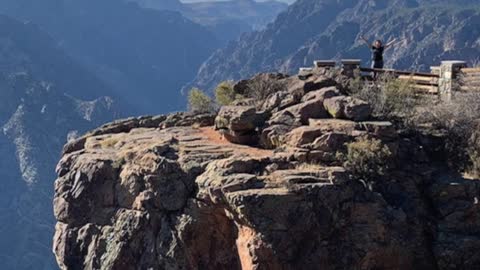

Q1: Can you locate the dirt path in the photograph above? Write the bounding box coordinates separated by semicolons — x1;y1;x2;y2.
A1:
198;127;274;158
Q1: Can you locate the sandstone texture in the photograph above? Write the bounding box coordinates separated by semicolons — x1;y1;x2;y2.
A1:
53;70;480;270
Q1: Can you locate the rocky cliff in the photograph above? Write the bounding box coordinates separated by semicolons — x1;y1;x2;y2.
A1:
53;68;480;269
189;0;480;91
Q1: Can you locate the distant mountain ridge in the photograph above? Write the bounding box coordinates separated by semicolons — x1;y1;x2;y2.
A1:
129;0;288;45
0;16;113;102
133;0;184;11
0;0;218;113
189;0;480;90
185;0;288;30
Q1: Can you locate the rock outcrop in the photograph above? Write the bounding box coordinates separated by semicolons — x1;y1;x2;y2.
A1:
53;69;480;270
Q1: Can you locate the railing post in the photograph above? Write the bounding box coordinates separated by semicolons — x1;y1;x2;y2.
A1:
341;59;361;78
438;61;467;100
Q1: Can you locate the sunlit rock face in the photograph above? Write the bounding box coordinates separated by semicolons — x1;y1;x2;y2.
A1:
54;70;480;270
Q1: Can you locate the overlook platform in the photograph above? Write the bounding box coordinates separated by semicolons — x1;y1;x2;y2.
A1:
300;59;477;99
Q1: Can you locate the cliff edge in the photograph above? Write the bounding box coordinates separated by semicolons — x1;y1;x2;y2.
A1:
53;69;480;269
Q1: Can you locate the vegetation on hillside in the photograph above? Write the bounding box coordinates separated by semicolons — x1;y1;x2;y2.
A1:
349;73;480;178
188;88;214;113
340;137;392;181
414;92;480;177
214;81;236;106
349;74;419;123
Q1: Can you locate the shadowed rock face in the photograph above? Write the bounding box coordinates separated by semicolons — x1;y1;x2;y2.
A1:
0;0;218;113
0;15;126;270
0;76;121;270
53;70;480;270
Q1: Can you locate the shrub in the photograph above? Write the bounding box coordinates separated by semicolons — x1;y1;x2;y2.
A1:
349;73;480;178
414;92;480;174
464;129;480;173
245;74;287;101
215;81;236;106
341;137;392;180
382;77;418;116
467;145;480;178
415;92;480;138
350;74;420;124
188;88;214;113
348;75;363;94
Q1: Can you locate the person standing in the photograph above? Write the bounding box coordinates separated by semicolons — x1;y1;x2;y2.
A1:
360;36;399;79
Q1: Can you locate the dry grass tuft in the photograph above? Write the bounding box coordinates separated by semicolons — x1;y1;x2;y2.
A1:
100;137;121;149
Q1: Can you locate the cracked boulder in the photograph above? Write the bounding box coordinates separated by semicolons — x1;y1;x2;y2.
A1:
324;96;372;121
215;105;265;145
283;96;328;124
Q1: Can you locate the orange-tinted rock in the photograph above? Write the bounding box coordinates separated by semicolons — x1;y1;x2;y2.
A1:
285;126;324;147
52;73;479;270
324;96;372;121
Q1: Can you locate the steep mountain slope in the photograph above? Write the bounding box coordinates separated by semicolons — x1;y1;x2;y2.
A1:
185;0;288;30
0;15;122;270
189;0;480;90
186;0;288;44
130;0;288;45
0;16;113;101
131;0;184;11
0;0;217;113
